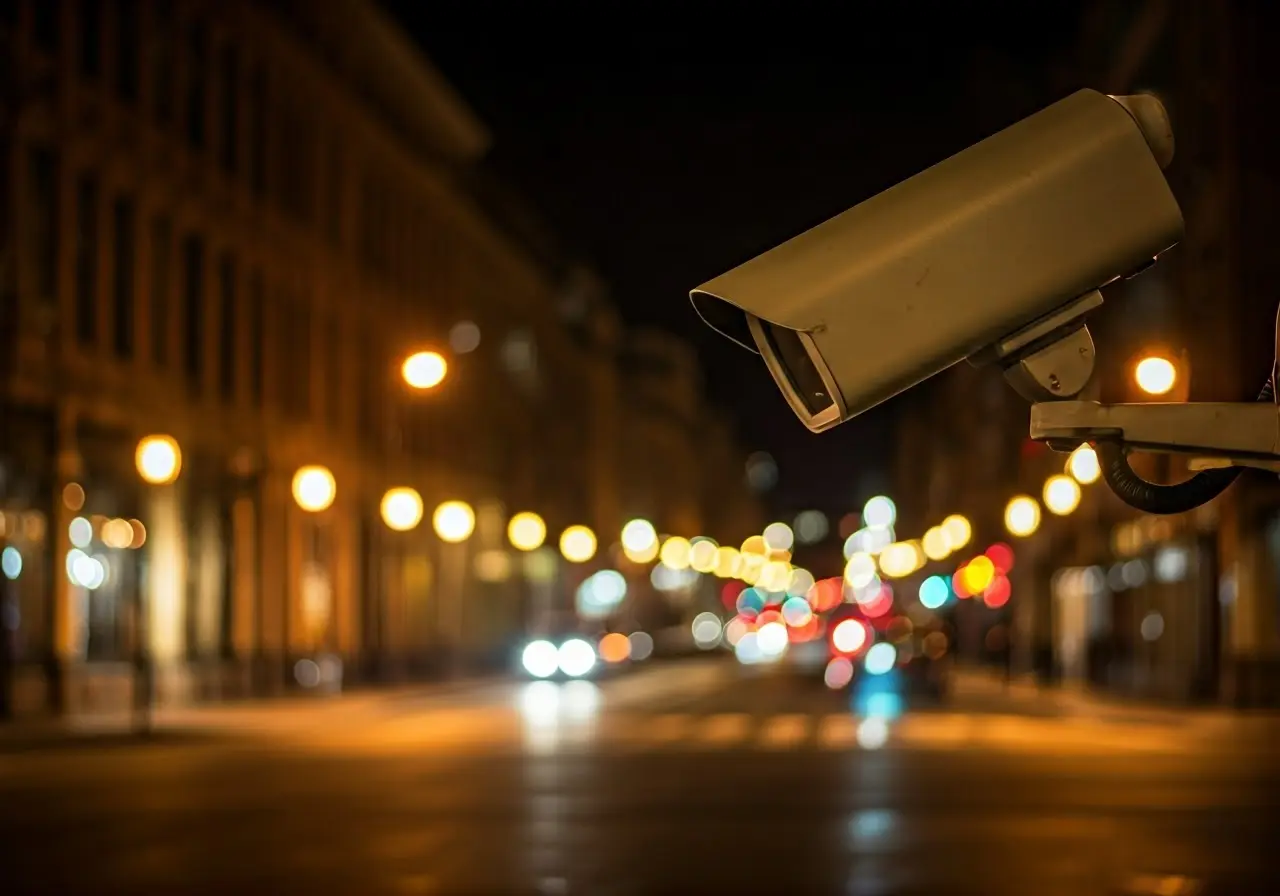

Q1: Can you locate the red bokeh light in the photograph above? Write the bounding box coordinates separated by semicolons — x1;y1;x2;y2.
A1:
721;580;746;611
756;609;783;628
983;574;1011;608
859;587;893;618
985;543;1015;575
789;616;821;643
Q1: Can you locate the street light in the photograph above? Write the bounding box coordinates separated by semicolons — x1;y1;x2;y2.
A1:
1043;474;1082;516
380;487;423;532
559;525;597;563
135;435;181;485
1004;496;1041;538
402;350;447;390
292;465;336;513
1066;444;1101;485
132;434;184;736
1134;355;1177;396
507;511;546;551
432;500;476;543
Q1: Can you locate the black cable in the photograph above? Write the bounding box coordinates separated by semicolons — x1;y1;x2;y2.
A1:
1094;375;1275;515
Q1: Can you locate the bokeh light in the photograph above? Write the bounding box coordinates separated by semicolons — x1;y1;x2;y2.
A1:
1135;355;1177;395
1043;474;1082;516
862;495;897;528
824;656;854;689
559;525;597;563
621;518;658;555
292;465;336;513
864;642;897;675
940;514;971;551
508;512;547;551
1004;496;1041;537
660;536;692;570
689;538;719;573
984;574;1012;608
794;510;829;544
380;487;423;532
1067;444;1101;484
831;618;869;655
919;575;949;610
433;500;476;543
960;555;996;595
402;350;447;389
985;543;1015;575
135;435;182;485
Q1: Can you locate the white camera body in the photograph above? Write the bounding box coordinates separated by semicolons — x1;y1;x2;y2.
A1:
691;89;1184;432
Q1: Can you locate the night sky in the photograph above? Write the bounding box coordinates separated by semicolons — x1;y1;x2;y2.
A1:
388;4;1087;515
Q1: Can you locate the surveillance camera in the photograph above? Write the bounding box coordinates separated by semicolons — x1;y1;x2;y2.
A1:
691;89;1184;432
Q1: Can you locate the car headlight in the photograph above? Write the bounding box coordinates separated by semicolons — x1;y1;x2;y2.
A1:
521;640;559;678
556;638;596;678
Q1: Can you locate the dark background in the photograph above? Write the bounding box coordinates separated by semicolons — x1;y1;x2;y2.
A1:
389;4;1090;513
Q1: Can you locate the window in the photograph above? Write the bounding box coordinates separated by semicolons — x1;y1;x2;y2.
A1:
152;3;174;125
111;196;136;359
247;65;267;198
74;174;100;346
150;216;172;366
78;0;102;79
217;43;239;174
115;0;139;102
32;0;58;53
181;234;204;390
248;269;265;407
25;146;59;306
186;22;208;150
217;253;236;400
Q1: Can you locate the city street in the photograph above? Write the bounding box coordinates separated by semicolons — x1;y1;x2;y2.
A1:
1;658;1277;895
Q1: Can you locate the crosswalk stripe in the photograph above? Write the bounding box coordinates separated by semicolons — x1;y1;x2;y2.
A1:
759;714;811;749
696;713;750;746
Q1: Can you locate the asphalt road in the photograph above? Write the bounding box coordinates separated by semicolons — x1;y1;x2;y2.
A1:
1;657;1277;895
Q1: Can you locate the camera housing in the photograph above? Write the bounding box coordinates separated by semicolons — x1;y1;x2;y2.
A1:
691;89;1184;432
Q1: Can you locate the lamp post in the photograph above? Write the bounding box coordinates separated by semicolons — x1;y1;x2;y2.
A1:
432;500;475;676
133;435;183;735
290;465;335;685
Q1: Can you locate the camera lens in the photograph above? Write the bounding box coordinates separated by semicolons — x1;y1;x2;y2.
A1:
756;322;834;418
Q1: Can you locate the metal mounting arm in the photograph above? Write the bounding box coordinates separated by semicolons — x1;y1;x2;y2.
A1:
1030;400;1280;473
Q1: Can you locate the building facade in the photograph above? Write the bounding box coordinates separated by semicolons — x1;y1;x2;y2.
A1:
892;0;1280;706
0;0;761;716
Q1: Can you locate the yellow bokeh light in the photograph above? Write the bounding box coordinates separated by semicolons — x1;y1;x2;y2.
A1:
659;536;692;570
1135;356;1176;395
922;526;949;561
135;435;182;485
620;518;658;554
845;551;878;589
380;487;424;532
559;525;597;563
961;555;996;594
507;512;547;551
623;540;659;564
689;539;718;573
1067;444;1101;485
432;500;476;543
402;350;447;390
740;535;767;558
879;541;923;579
1004;495;1041;538
292;465;336;513
941;514;971;551
739;552;765;585
1043;474;1082;516
713;546;741;578
758;560;792;593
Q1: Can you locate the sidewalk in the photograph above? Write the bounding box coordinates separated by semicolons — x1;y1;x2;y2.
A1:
948;665;1267;727
0;673;510;753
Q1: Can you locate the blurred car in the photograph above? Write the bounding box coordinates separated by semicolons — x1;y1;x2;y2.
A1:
791;606;951;704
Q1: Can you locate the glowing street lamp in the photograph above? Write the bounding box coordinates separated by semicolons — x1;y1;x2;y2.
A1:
432;500;476;543
1134;355;1177;396
402;350;447;390
1043;474;1082;516
1004;495;1041;538
292;465;336;512
135;435;182;485
559;525;597;563
507;511;547;551
1067;444;1101;485
380;487;423;532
